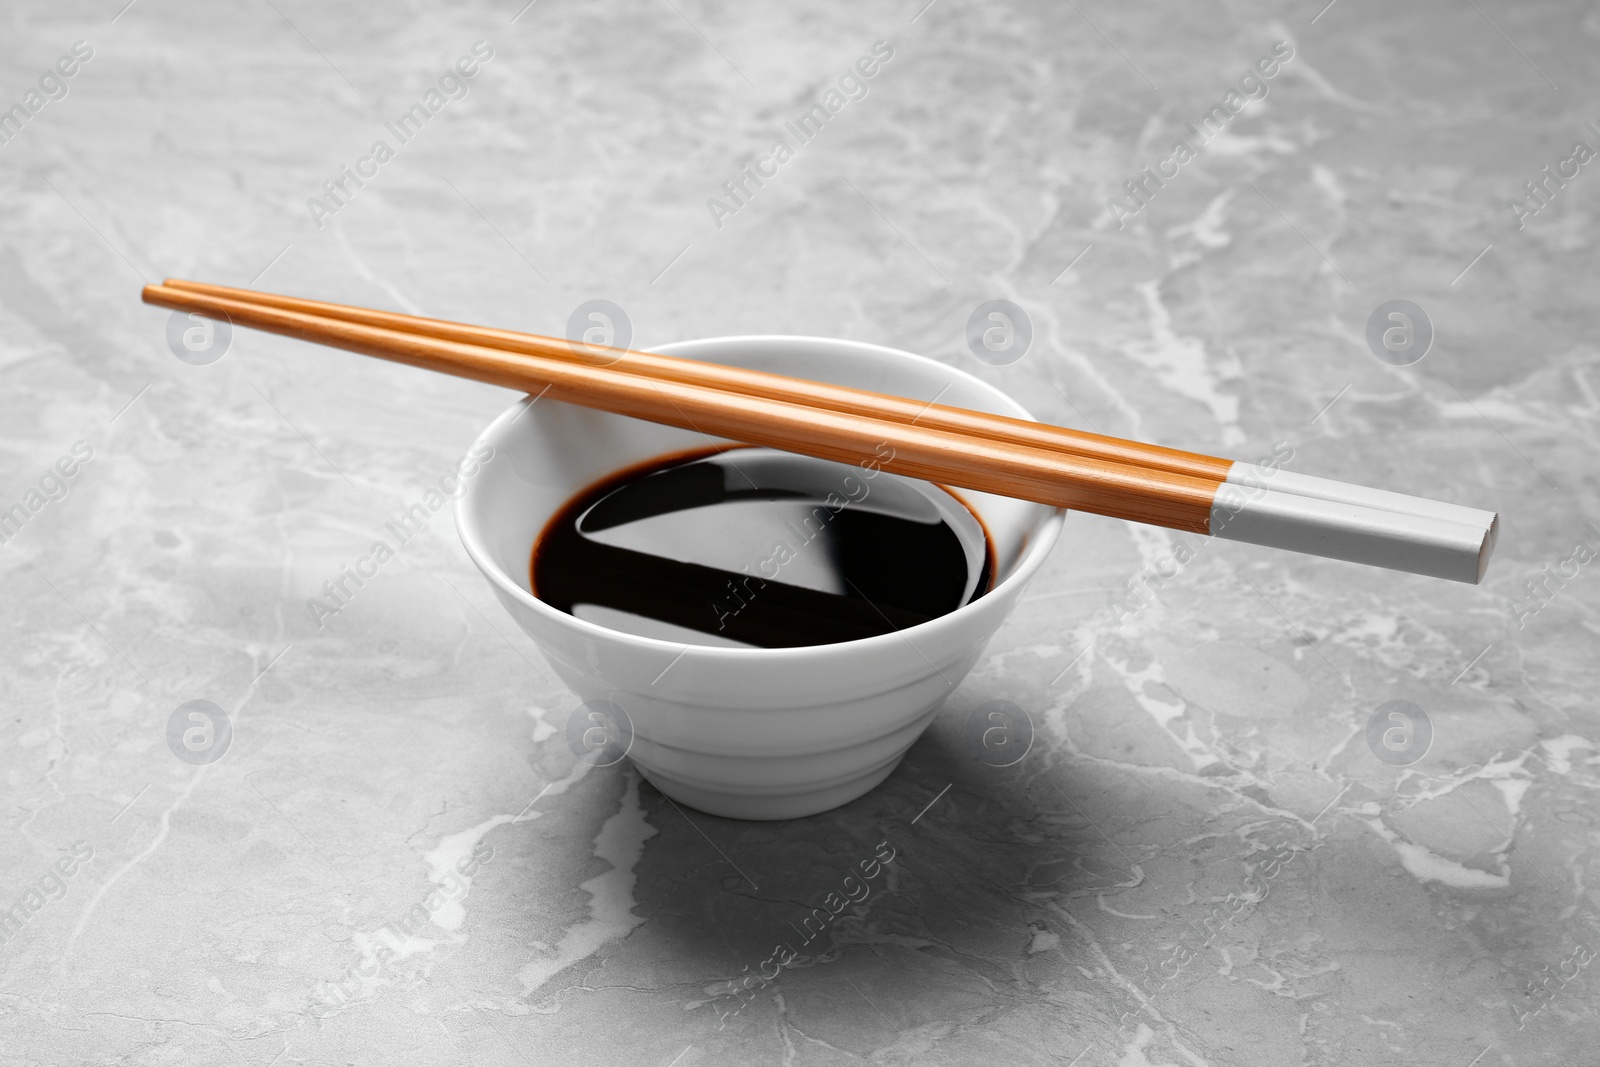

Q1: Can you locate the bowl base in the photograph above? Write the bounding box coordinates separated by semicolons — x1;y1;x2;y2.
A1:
636;757;905;820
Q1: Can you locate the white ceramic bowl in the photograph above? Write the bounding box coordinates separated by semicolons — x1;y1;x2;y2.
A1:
456;336;1064;819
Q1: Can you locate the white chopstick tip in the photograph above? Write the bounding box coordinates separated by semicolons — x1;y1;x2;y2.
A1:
1226;463;1496;532
1476;513;1500;584
1214;489;1493;584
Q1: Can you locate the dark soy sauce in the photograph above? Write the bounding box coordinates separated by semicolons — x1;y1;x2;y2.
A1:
531;447;992;649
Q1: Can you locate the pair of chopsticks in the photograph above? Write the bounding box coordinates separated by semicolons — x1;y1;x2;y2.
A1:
141;280;1498;584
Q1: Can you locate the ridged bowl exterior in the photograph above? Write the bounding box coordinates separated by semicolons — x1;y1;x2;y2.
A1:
458;335;1064;820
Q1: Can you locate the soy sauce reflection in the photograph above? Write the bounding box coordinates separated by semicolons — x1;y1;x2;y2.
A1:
530;448;991;649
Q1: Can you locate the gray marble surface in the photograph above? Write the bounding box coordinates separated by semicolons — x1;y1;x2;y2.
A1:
3;1;1599;1064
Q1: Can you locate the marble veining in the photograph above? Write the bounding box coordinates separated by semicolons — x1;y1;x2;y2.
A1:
3;0;1599;1064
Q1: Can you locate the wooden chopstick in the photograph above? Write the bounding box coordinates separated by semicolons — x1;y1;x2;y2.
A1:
142;283;1220;531
159;278;1232;482
159;278;1498;534
140;283;1498;583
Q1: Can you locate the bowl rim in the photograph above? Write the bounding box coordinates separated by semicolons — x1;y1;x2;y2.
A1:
455;333;1066;662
